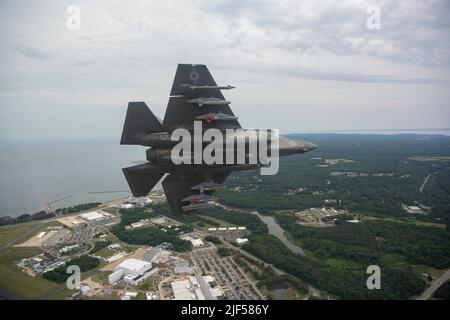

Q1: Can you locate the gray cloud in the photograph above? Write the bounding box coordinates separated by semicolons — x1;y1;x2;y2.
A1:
0;0;449;139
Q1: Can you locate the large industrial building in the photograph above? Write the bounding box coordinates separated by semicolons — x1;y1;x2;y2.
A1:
181;236;204;248
108;258;158;286
79;210;106;222
171;275;223;300
121;196;152;209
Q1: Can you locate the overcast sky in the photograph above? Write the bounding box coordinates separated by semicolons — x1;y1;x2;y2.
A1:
0;0;449;140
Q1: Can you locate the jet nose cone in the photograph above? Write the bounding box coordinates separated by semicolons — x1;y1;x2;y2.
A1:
278;138;317;156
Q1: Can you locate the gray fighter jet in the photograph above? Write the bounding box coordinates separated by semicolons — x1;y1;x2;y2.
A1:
120;64;317;214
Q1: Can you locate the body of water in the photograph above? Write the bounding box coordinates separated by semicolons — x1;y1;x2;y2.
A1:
2;129;447;217
251;211;305;256
0;137;145;217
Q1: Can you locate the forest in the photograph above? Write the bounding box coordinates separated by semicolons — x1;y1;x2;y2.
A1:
216;134;450;226
165;204;430;299
43;255;100;284
275;213;450;269
150;134;450;299
111;208;193;252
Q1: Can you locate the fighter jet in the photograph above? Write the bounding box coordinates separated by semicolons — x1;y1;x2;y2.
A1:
120;64;317;214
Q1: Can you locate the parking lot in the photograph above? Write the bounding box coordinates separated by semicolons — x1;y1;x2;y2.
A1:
191;248;262;300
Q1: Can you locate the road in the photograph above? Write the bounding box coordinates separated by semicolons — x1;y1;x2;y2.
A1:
419;171;439;193
416;269;450;300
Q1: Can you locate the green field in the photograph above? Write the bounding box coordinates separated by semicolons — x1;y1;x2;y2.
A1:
0;221;65;247
0;247;63;299
0;224;40;246
95;246;114;258
197;215;236;227
366;216;447;229
91;271;110;286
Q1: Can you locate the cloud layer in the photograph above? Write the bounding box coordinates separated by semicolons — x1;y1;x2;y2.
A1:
0;0;449;139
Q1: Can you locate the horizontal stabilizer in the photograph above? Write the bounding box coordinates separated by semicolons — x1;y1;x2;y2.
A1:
122;163;164;197
120;102;163;145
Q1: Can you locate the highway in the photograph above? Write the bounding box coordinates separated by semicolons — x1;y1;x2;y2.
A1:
416;269;450;300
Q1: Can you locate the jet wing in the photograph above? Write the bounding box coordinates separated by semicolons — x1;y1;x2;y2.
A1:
162;64;241;132
162;171;231;214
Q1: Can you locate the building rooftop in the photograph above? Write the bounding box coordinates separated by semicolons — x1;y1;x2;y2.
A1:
117;259;151;272
80;210;105;221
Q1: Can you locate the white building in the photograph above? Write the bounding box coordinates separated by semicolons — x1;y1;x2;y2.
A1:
151;217;166;225
236;238;249;245
191;239;204;247
146;292;158;300
108;243;121;250
125;291;138;298
109;258;158;286
121;197;152;209
79;210;105;222
123;267;158;286
37;232;46;239
59;244;79;253
118;259;152;276
121;203;134;209
181;236;204;248
171;276;223;300
108;269;124;284
106;252;128;263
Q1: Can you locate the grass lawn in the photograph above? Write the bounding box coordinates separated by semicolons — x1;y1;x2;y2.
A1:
102;208;119;215
91;271;110;285
136;292;146;300
197;215;235;227
95;247;114;258
0;247;63;299
138;276;158;292
326;258;363;270
0;224;40;246
365;215;446;229
0;221;64;247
